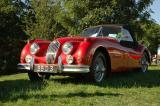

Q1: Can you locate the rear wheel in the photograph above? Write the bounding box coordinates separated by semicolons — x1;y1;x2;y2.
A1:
89;51;107;83
140;52;149;72
28;72;50;81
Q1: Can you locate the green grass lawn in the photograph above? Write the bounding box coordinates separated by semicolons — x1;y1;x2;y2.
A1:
0;66;160;106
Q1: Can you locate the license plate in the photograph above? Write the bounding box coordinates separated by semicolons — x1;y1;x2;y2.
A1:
34;64;59;73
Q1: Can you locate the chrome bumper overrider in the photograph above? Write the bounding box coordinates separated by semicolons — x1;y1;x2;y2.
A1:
17;63;90;73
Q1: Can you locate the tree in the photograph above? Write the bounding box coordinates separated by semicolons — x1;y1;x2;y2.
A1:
54;0;154;36
142;23;160;54
24;0;67;40
0;0;26;75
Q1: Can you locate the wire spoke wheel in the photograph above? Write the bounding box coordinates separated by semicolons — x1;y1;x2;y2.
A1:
93;57;106;82
90;51;107;83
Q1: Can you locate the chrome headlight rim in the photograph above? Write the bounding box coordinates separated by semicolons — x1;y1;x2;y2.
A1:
30;43;40;54
62;42;73;55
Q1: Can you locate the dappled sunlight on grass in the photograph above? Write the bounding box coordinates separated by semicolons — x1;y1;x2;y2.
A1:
51;66;160;88
0;66;160;106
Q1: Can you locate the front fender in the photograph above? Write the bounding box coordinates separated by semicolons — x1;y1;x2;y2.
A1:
74;41;92;65
20;39;50;63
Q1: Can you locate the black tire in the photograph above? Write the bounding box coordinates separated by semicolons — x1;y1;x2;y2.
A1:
44;73;51;79
89;51;107;83
140;52;149;72
28;72;51;81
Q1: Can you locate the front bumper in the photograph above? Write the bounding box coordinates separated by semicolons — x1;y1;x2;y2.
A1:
17;63;90;73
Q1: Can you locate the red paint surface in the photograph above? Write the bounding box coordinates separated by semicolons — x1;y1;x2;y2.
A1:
20;36;150;72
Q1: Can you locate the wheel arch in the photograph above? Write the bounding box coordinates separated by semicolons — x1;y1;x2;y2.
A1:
93;46;111;74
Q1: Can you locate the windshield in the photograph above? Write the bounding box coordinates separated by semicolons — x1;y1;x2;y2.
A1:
101;26;121;40
81;26;121;39
81;27;100;37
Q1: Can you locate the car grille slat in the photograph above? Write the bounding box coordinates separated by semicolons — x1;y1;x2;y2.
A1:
46;41;60;64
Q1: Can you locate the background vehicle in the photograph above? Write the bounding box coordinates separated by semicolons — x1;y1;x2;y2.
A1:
18;25;151;83
157;44;160;65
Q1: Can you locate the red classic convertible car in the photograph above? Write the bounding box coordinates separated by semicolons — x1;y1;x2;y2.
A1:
18;25;151;83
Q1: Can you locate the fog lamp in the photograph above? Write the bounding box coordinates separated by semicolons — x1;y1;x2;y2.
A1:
25;55;32;63
66;55;74;64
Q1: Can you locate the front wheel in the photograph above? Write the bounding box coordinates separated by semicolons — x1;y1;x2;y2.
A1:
89;51;107;83
140;52;149;72
28;72;50;81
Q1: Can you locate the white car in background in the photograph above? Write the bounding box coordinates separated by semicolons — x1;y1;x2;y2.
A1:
157;44;160;65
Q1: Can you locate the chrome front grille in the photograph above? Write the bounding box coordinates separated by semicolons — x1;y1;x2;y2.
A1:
46;41;60;64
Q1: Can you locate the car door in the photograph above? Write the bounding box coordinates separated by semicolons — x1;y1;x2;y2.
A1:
120;29;141;69
101;26;128;72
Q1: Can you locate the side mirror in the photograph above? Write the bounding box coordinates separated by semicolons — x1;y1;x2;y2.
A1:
120;40;138;48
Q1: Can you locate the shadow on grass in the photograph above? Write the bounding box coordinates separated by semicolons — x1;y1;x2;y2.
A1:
0;68;159;102
0;78;122;102
0;79;47;102
1;91;122;102
52;70;160;88
0;79;122;102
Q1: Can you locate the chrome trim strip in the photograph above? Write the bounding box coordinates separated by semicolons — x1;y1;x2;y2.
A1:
18;63;30;70
62;67;90;73
17;63;90;73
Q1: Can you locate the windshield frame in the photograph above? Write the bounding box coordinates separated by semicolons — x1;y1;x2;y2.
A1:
81;25;122;39
81;26;102;37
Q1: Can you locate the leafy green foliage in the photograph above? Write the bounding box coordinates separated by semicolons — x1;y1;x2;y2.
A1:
142;23;160;54
24;0;67;39
54;0;154;35
0;0;26;75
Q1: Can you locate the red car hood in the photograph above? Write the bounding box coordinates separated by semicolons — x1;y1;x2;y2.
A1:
56;36;85;43
56;36;118;44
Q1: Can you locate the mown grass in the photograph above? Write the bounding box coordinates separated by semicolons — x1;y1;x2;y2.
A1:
0;66;160;106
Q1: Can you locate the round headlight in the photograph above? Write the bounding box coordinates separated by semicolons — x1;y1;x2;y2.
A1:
30;43;40;54
62;42;73;54
25;55;32;63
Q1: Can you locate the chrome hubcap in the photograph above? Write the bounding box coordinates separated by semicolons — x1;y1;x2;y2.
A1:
93;57;106;82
